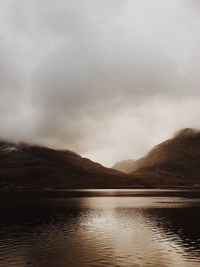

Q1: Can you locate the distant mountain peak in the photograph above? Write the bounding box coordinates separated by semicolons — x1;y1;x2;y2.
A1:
112;159;136;173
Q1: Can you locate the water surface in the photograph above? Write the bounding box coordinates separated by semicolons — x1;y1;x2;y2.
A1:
0;190;200;267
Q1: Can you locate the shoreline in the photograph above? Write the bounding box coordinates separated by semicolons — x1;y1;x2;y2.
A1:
0;188;200;198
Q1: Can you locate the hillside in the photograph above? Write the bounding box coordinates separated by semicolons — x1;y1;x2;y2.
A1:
1;128;200;190
0;141;133;189
114;128;200;186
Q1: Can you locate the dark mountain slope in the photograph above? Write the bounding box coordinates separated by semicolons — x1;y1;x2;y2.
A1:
2;128;200;190
127;128;200;186
0;141;132;189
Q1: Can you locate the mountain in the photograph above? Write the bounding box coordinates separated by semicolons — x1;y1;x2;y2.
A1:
1;128;200;190
113;159;136;173
0;141;134;189
114;128;200;187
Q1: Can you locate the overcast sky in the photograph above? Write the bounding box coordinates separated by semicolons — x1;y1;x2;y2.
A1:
0;0;200;166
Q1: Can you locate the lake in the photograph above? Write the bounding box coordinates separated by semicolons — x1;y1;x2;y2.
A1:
0;190;200;267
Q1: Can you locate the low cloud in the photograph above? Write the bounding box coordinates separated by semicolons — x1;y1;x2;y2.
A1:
0;0;200;166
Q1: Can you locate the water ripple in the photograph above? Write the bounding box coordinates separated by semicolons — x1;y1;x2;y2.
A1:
0;193;199;267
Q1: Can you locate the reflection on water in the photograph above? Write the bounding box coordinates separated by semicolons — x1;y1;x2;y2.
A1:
0;191;199;267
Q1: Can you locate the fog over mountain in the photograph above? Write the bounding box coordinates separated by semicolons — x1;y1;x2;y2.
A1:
1;128;200;189
0;0;200;166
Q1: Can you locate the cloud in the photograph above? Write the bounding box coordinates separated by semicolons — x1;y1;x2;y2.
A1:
0;0;200;166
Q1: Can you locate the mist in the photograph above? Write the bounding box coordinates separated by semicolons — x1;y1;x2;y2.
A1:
0;0;200;166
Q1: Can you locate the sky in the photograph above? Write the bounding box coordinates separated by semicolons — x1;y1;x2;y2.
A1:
0;0;200;166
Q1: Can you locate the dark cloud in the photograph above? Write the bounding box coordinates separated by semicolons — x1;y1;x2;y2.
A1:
0;0;200;166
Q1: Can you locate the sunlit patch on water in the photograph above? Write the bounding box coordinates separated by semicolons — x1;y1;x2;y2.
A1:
0;190;199;267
